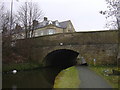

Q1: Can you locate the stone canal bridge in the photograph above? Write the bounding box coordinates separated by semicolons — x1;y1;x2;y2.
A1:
16;30;119;67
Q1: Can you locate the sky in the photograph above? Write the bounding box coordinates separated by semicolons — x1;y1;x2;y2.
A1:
1;0;108;32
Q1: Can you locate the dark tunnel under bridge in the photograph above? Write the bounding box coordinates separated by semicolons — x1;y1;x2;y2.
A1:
43;49;79;68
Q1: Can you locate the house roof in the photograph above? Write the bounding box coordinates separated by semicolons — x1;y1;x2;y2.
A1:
34;20;70;29
13;19;71;33
59;20;70;29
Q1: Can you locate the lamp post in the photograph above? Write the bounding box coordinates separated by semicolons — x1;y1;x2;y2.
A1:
10;0;19;32
10;0;13;32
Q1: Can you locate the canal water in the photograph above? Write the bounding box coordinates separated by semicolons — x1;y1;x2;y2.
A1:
2;67;64;88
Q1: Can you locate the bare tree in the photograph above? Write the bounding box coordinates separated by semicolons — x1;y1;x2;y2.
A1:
100;0;120;30
0;3;10;35
0;2;4;30
0;3;13;63
17;2;44;38
100;0;120;75
0;2;16;36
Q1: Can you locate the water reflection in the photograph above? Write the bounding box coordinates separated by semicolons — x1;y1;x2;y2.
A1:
3;67;64;88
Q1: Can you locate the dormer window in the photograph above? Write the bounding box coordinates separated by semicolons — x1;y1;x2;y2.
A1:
49;21;52;24
55;20;60;27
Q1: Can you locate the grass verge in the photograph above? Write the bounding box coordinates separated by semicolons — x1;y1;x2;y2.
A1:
90;65;119;88
53;66;80;88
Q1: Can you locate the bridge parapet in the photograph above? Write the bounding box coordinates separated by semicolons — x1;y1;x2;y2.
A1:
30;30;118;46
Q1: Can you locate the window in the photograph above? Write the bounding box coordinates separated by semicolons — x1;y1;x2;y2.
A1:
35;32;38;37
41;31;44;36
69;24;72;29
68;30;71;32
47;29;55;35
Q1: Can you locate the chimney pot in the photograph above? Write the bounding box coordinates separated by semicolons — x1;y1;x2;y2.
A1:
44;17;48;21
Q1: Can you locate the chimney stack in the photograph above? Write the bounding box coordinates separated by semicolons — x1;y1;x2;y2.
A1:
44;17;48;21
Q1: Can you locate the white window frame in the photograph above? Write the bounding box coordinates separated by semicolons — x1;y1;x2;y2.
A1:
48;29;55;35
41;31;44;36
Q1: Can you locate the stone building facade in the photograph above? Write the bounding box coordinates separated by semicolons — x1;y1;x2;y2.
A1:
33;17;75;37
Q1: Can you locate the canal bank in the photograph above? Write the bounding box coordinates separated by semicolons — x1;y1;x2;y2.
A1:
53;66;80;88
3;65;115;89
3;65;80;88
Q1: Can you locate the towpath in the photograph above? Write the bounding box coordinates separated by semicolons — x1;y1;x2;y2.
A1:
77;66;112;88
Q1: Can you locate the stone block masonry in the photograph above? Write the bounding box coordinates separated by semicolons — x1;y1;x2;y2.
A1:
15;30;119;66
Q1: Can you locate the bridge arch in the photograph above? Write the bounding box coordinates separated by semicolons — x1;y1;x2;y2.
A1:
43;49;79;68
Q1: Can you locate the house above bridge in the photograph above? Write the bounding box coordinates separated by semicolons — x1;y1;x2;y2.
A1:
33;17;75;36
12;17;75;39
